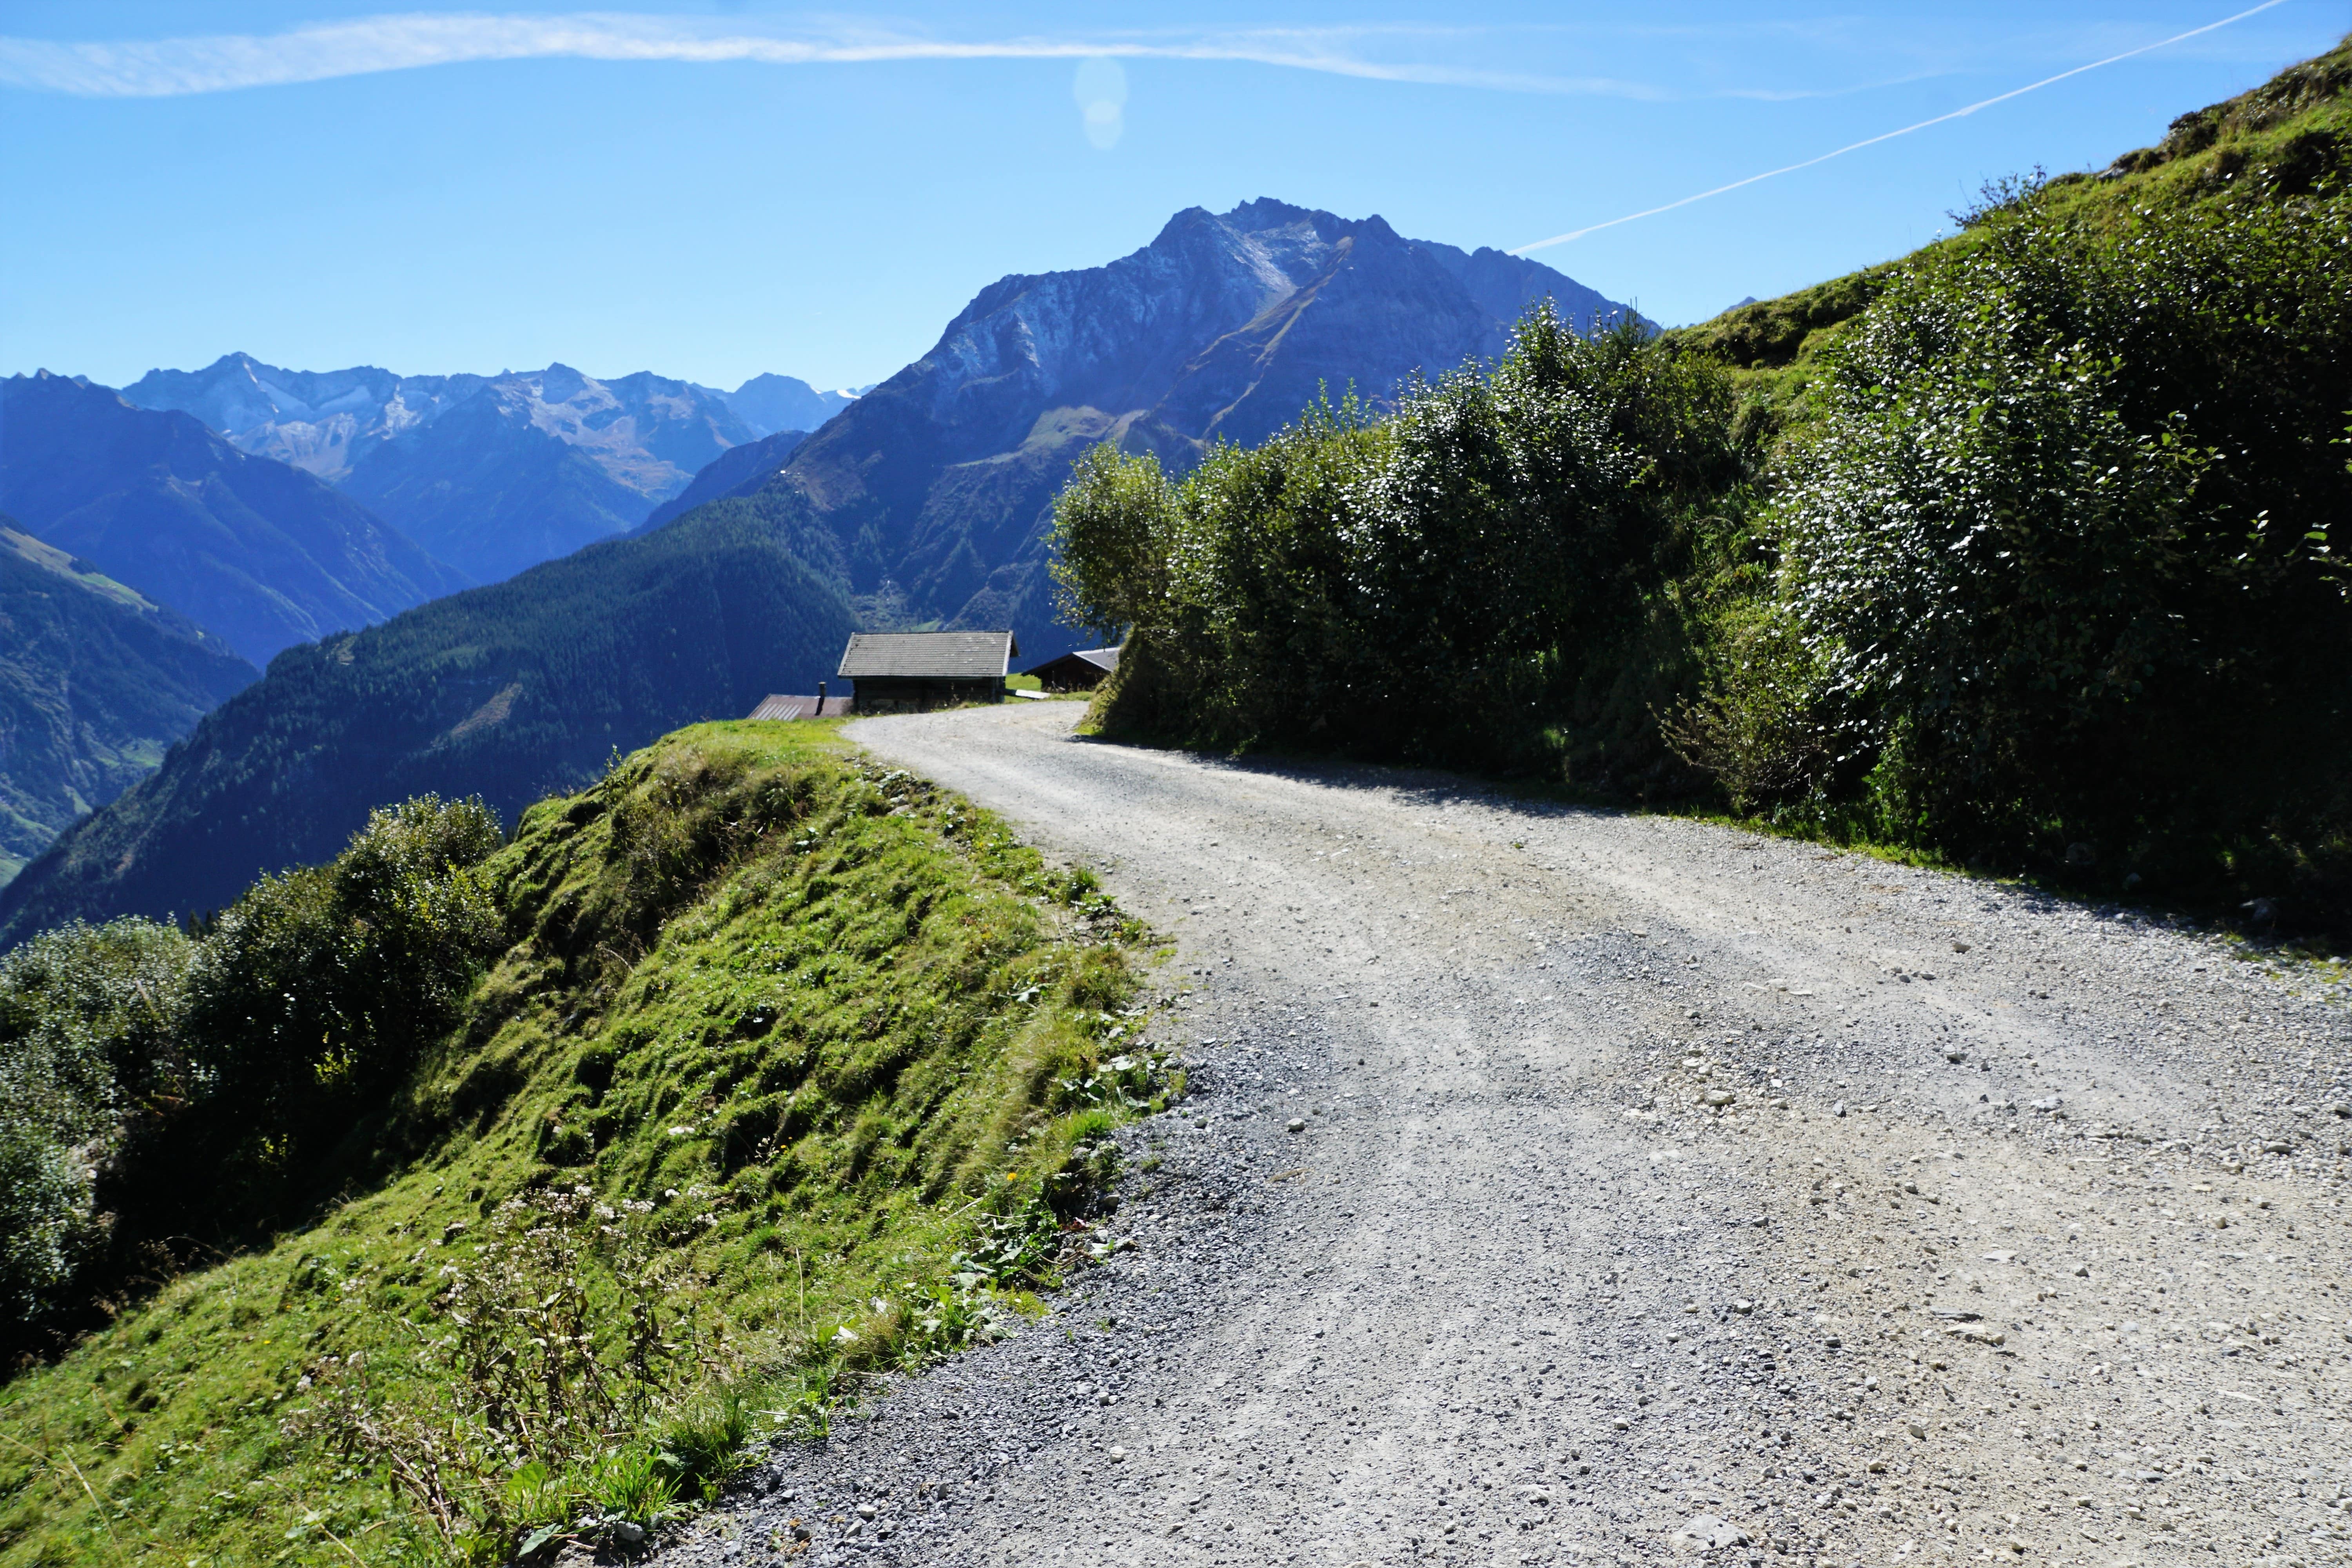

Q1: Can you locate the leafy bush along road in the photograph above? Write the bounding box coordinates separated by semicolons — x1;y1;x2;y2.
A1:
1055;35;2352;925
0;721;1167;1566
659;700;2352;1568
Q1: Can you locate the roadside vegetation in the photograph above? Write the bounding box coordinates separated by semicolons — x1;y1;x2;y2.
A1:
0;721;1166;1565
1054;34;2352;930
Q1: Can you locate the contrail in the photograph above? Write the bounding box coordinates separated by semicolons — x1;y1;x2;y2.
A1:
1510;0;2295;254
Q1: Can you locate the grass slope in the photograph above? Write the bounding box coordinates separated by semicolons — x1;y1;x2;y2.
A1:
0;720;1162;1565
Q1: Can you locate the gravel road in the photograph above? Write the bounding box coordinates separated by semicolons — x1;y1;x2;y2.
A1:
656;701;2352;1568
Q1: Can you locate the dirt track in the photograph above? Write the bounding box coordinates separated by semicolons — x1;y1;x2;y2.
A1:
660;701;2352;1568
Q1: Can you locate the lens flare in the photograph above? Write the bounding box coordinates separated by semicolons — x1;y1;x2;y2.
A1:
1073;55;1126;150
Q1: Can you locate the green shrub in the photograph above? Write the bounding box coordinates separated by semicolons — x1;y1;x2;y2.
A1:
0;798;504;1352
120;795;507;1243
1056;312;1750;779
1711;189;2352;895
659;1382;758;1500
0;918;192;1339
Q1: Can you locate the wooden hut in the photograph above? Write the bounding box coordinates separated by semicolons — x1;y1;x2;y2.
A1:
837;631;1018;713
1023;644;1123;693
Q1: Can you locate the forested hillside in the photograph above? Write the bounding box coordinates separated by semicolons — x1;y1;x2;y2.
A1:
0;493;858;943
1061;37;2352;923
0;523;257;882
635;426;809;536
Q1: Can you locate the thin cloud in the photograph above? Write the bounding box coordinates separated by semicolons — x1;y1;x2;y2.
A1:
0;12;1669;100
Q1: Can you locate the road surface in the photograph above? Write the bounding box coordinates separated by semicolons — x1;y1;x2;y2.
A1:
658;701;2352;1568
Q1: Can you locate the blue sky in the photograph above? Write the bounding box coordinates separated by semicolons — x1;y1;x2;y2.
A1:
2;1;2344;391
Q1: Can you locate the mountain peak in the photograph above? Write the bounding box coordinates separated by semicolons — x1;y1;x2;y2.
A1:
1226;194;1319;223
534;363;591;402
721;375;856;439
775;197;1645;663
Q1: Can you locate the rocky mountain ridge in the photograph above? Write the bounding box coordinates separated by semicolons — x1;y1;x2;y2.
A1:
753;198;1642;655
122;356;833;583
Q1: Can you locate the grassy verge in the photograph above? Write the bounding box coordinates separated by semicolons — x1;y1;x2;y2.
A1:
0;719;1171;1566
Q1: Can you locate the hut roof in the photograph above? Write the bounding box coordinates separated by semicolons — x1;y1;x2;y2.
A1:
746;694;852;720
1025;645;1122;678
837;631;1018;680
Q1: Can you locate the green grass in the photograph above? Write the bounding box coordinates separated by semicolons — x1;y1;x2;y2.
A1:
0;719;1168;1566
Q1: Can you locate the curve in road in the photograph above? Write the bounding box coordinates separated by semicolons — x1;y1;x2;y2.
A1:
657;702;2352;1568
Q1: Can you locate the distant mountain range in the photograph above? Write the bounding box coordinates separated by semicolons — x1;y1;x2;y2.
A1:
729;198;1642;657
0;491;855;942
710;374;862;438
0;520;257;882
0;356;858;883
122;360;858;494
0;372;466;664
0;197;1636;934
123;357;783;584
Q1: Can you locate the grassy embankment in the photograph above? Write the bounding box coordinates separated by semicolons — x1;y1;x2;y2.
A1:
0;719;1167;1566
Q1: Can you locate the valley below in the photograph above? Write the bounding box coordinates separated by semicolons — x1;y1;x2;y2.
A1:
660;701;2352;1567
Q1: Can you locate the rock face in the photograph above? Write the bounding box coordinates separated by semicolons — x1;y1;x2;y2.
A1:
0;372;466;665
120;356;439;482
0;521;256;882
769;198;1641;658
124;356;758;583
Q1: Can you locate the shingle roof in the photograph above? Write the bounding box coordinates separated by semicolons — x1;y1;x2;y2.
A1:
837;631;1017;679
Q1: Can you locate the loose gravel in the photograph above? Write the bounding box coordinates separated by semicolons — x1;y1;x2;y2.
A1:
649;701;2352;1568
